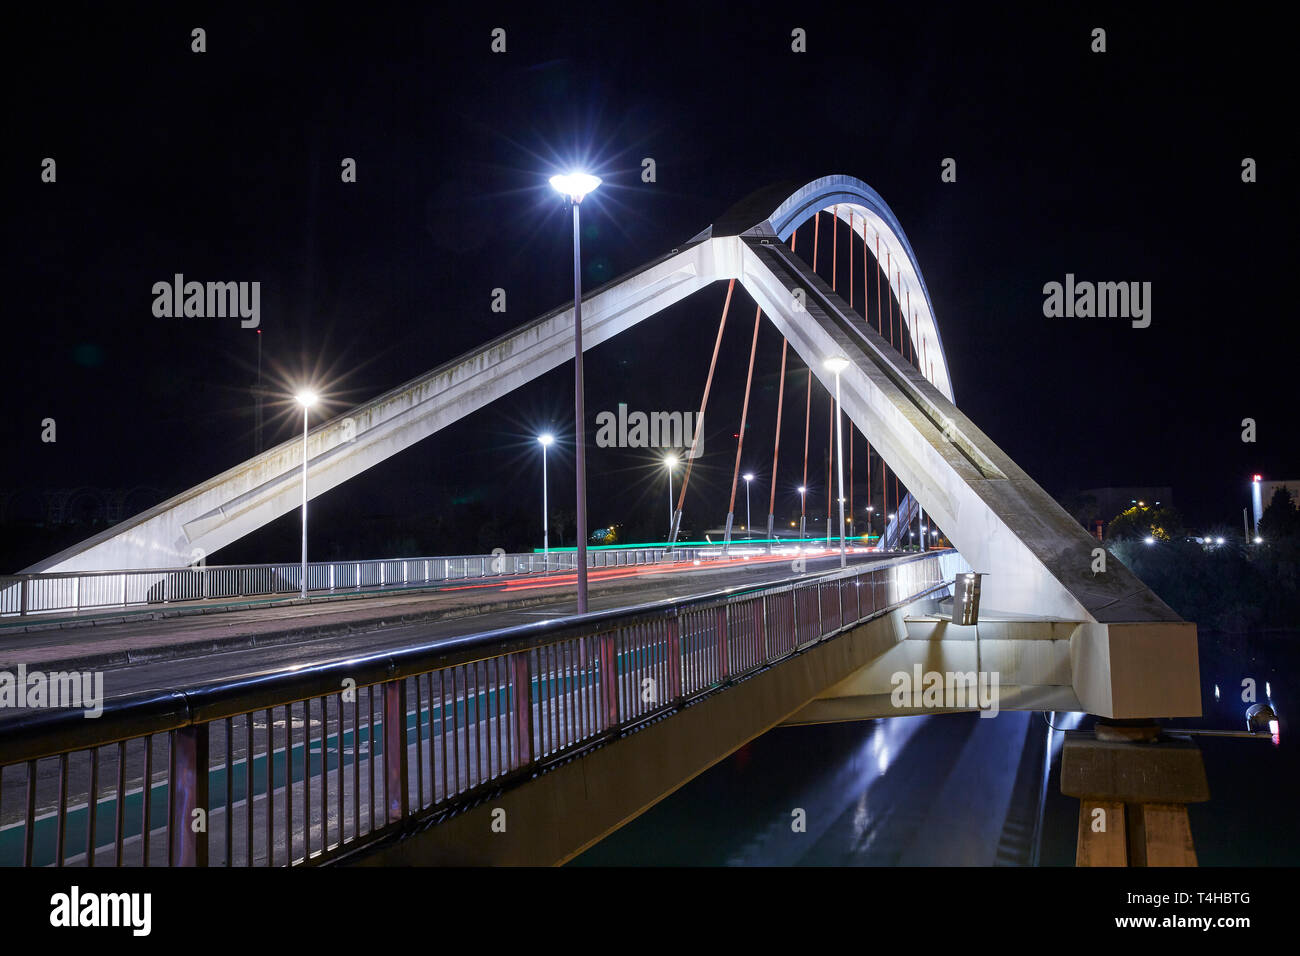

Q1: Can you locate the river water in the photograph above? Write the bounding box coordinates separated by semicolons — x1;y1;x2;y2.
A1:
572;629;1297;865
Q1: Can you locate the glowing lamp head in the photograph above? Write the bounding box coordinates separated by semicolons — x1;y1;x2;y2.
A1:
1144;536;1155;545
538;433;554;447
295;390;318;408
549;172;602;202
823;356;850;375
1253;474;1262;483
743;473;754;482
664;454;678;468
798;486;806;495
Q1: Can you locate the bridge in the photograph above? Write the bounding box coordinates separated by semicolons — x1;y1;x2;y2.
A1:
0;175;1202;867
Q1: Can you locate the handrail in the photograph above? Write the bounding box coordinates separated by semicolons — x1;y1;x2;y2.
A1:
0;544;711;619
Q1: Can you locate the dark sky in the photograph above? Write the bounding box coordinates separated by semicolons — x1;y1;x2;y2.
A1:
5;3;1296;567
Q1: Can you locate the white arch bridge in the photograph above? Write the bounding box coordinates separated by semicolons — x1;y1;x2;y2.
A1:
24;174;1200;721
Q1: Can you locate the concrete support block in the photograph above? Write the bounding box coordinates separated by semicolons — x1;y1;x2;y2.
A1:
1063;735;1207;867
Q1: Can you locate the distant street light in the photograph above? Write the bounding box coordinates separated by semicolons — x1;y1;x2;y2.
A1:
1251;474;1264;541
664;455;678;541
824;355;850;567
294;390;318;598
538;433;554;567
743;472;754;540
549;170;603;613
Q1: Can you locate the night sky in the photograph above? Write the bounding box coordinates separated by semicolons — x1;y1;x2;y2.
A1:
5;4;1295;570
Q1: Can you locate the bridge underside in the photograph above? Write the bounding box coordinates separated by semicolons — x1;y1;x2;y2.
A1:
784;613;1086;724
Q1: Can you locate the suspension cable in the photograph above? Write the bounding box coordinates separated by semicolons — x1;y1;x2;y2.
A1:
801;369;811;525
875;234;883;334
767;339;788;541
725;304;762;545
826;394;833;536
832;205;838;291
671;278;734;540
848;210;854;311
813;211;820;275
887;250;894;347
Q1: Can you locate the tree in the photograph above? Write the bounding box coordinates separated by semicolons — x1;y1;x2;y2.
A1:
1104;502;1185;542
1259;487;1300;541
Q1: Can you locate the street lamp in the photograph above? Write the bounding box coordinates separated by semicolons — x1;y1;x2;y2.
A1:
742;472;754;540
1251;474;1263;541
664;455;678;541
294;389;318;598
538;433;554;568
549;170;602;613
798;486;807;541
824;355;850;567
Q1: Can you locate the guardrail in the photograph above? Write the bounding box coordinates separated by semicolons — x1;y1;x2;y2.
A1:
0;546;709;619
0;549;962;867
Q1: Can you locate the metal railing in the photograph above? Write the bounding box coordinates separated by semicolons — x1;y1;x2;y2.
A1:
0;550;962;867
0;546;709;619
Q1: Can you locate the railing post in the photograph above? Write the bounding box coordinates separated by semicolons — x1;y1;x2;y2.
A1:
512;653;533;768
789;587;799;647
599;632;620;729
666;613;682;701
20;575;29;616
384;679;408;824
716;606;729;680
170;724;209;866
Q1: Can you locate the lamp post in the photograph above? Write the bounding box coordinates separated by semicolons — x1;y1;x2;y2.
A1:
549;171;602;613
294;390;318;598
866;505;875;547
742;472;754;540
1251;474;1264;540
798;486;807;541
824;356;850;567
664;455;678;541
538;433;553;568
